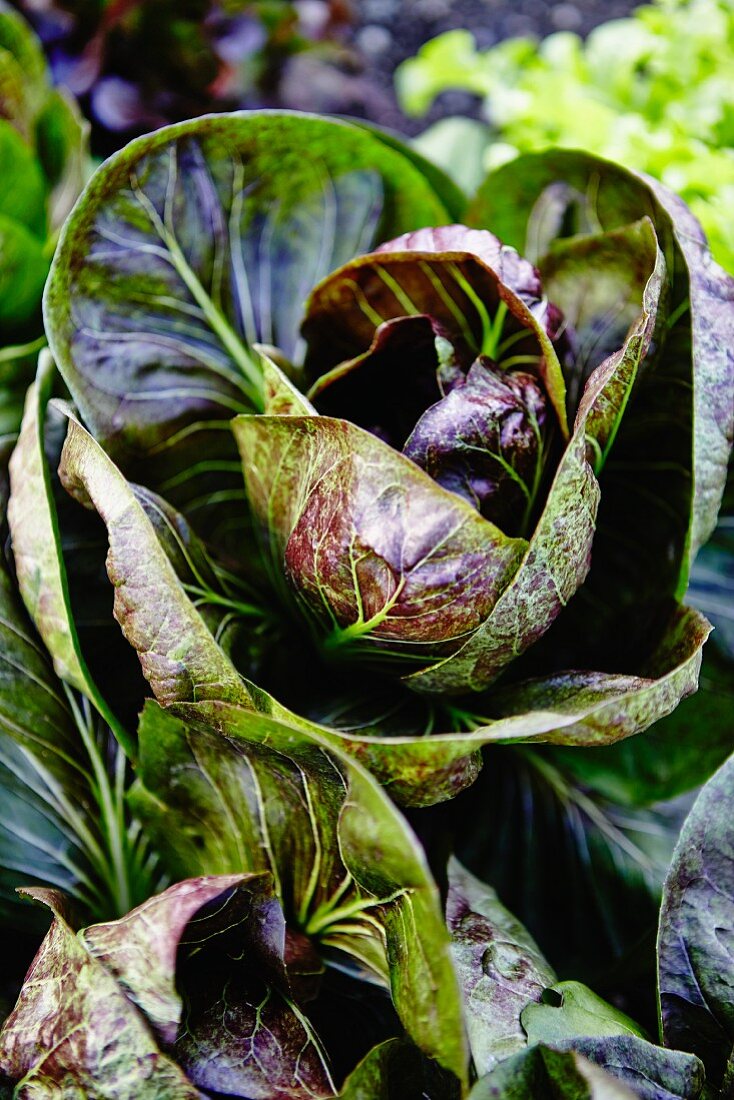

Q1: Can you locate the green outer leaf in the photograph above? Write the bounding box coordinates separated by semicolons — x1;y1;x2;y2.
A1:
43;111;451;483
9;353;96;694
468;148;734;581
468;1044;638;1099
321;603;709;806
233;412;527;665
0;531;108;924
350;117;468;219
0;888;201;1099
540;217;665;418
521;982;645;1045
447;858;556;1074
56;409;251;709
658;751;734;1089
406;210;664;694
130;699;469;1087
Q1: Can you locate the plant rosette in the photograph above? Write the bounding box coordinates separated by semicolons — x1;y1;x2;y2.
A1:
15;111;730;807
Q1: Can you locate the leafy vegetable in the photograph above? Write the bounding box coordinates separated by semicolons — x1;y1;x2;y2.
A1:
0;106;732;1097
396;0;734;273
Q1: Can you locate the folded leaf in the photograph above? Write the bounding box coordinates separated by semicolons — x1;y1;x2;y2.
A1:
469;149;734;643
0;888;201;1098
57;409;251;709
407;208;664;694
302;226;568;435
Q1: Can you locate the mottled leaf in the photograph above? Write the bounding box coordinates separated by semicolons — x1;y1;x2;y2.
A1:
8;352;120;728
435;745;690;996
407;204;664;694
0;889;201;1098
468;1044;638;1099
44;112;451;527
233;412;527;669
83;875;335;1100
302;226;568;434
447;858;555;1074
129;699;469;1086
551;1037;705;1100
658;751;734;1090
539;217;665;412
469;150;734;658
56;409;251;709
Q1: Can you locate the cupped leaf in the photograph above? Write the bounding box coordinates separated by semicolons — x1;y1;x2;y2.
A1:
0;888;201;1099
658;751;734;1090
43;111;452;526
233;412;527;669
302;227;568;434
539;217;666;412
129;699;469;1086
403;359;550;536
469;149;734;637
57;409;252;709
447;858;555;1074
81;874;336;1100
407;206;664;694
468;1044;638;1099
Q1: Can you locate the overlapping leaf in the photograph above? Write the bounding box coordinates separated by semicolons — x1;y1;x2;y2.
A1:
43;112;453;536
129;699;468;1086
469;150;734;670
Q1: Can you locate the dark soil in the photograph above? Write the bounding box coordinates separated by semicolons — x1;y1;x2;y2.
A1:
285;0;639;134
